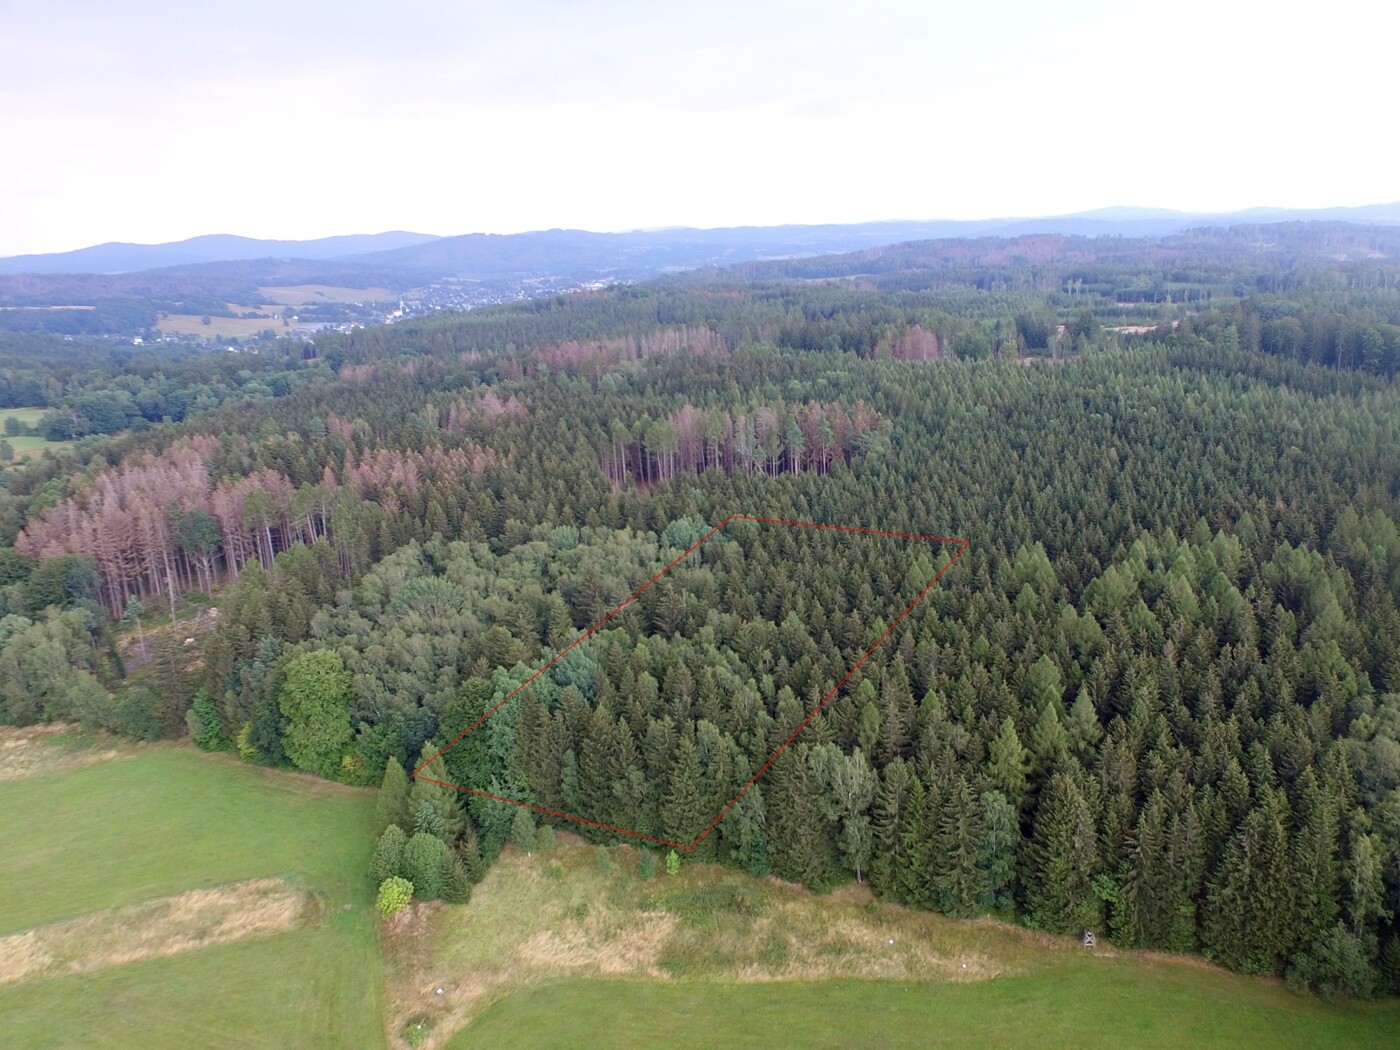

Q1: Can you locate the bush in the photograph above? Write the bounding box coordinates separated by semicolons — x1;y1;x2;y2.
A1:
235;722;258;762
640;850;657;880
666;849;681;877
376;877;413;918
1287;923;1379;999
113;685;165;741
402;1016;434;1046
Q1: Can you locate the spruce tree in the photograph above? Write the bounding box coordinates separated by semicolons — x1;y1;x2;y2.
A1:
511;806;537;853
977;789;1019;911
410;745;466;844
895;776;936;909
441;851;473;905
871;758;912;898
984;717;1030;812
933;776;986;917
1289;769;1340;949
403;831;449;900
1023;772;1100;935
369;824;407;885
662;729;707;849
376;755;413;834
1202;790;1296;974
414;799;445;838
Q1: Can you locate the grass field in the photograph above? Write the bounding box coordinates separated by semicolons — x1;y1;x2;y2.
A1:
155;312;286;339
3;731;1395;1049
456;970;1400;1049
394;838;1400;1050
0;733;385;1048
0;408;47;429
0;407;75;461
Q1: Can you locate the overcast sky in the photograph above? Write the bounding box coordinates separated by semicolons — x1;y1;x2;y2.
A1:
2;0;1396;255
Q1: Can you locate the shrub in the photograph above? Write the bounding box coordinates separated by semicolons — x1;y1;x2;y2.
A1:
113;685;165;741
235;722;258;762
666;849;681;877
376;877;413;918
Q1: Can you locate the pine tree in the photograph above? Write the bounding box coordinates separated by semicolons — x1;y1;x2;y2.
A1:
376;755;413;834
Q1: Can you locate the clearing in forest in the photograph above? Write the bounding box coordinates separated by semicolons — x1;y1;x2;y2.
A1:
414;515;968;848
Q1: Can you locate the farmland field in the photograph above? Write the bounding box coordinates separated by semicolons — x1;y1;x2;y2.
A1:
155;310;286;339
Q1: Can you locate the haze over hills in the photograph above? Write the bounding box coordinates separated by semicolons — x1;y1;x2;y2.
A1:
0;231;440;276
3;202;1399;280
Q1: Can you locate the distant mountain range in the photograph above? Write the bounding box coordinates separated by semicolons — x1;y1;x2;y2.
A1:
0;232;439;276
3;203;1398;280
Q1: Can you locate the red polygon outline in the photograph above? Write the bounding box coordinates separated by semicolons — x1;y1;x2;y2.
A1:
412;514;968;850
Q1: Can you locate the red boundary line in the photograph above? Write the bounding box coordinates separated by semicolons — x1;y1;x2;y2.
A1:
412;514;969;850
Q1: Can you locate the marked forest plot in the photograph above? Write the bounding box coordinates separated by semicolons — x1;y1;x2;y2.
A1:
0;878;314;987
414;515;968;849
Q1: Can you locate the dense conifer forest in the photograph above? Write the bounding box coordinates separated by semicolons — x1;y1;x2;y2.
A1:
2;223;1400;998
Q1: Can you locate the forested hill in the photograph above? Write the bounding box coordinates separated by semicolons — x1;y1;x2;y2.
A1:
1;233;1399;999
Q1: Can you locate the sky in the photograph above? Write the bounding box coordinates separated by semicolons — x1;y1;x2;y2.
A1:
2;0;1397;255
